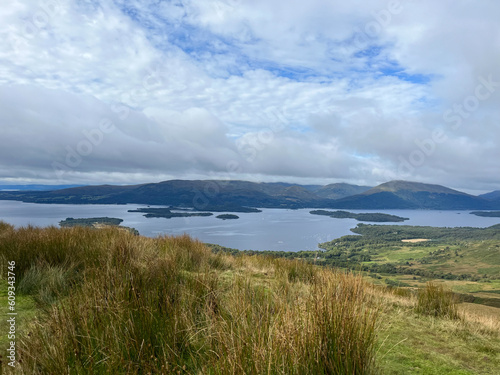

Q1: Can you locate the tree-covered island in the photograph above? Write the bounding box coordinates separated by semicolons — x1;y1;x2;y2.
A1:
128;208;213;219
216;214;239;220
470;211;500;217
310;210;409;222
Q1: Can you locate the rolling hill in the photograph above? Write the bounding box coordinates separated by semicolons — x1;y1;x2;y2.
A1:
314;182;372;199
0;180;327;209
480;190;500;201
331;180;499;210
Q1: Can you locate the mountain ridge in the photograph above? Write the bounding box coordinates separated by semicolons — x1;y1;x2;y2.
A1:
332;180;497;210
0;179;498;210
479;190;500;201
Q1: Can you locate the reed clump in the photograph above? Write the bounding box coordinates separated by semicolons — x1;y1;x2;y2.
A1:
416;282;460;320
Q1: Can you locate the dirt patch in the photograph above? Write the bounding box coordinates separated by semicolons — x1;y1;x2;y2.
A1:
401;238;430;243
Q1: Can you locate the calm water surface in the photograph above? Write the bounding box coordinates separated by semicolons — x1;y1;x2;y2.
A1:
1;200;499;252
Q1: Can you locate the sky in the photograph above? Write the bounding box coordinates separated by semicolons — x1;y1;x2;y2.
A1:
0;0;499;194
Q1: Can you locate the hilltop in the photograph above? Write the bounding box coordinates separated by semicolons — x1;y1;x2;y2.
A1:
314;182;372;200
480;190;500;202
331;180;497;210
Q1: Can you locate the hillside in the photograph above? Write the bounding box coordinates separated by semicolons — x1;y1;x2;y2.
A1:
0;180;362;209
1;222;499;374
314;183;372;200
0;180;325;209
315;223;500;285
480;190;500;201
332;180;498;210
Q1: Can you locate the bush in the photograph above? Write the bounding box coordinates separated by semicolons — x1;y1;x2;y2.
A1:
416;282;460;319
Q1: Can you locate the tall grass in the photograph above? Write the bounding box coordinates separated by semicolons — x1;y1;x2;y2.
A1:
0;222;379;374
416;282;460;319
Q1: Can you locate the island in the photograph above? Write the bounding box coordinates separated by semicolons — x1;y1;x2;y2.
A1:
128;208;213;219
470;211;500;218
59;217;139;235
59;217;124;227
216;214;239;220
195;205;261;213
310;210;409;222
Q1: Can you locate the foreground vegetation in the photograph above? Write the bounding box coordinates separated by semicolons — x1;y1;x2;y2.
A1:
0;222;378;374
0;222;499;374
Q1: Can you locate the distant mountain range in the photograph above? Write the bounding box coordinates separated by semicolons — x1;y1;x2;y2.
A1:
0;184;82;191
0;180;499;211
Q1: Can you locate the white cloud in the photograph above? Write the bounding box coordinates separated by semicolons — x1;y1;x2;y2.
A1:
0;0;499;192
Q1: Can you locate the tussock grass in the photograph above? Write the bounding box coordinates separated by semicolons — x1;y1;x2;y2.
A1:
16;260;79;305
274;257;317;283
416;282;460;319
0;223;379;374
0;221;14;234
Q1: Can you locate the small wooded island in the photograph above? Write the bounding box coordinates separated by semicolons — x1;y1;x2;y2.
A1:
216;214;239;220
59;217;139;235
128;208;213;219
470;211;500;217
59;217;124;227
310;210;409;222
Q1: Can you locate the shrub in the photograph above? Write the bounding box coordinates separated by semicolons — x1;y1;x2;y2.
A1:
416;282;460;319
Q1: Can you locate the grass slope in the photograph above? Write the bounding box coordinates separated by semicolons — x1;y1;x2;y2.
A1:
0;222;499;374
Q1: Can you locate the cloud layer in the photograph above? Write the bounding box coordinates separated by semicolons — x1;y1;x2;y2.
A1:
0;0;499;192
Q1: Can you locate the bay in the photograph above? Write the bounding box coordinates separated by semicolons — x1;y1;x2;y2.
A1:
0;200;499;252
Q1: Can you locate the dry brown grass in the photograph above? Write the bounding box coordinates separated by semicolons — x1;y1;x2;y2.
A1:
459;303;500;335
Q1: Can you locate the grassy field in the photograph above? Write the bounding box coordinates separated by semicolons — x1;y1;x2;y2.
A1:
360;238;500;309
0;221;499;374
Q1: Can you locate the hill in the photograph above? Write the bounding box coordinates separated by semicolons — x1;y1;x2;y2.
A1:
1;222;499;374
0;184;83;191
332;180;498;210
0;180;325;209
0;179;498;210
314;182;372;199
480;190;500;201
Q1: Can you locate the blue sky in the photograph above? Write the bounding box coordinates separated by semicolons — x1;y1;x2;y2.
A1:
0;0;499;193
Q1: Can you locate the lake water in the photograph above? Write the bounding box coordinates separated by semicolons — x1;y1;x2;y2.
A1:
1;200;499;252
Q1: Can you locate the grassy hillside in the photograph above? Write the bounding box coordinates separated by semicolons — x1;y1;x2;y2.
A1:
0;222;499;374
